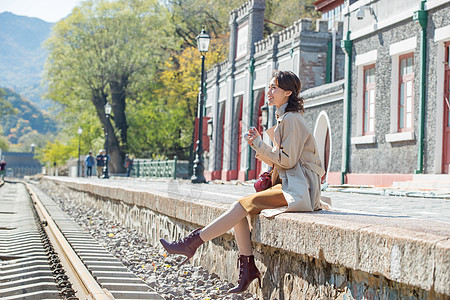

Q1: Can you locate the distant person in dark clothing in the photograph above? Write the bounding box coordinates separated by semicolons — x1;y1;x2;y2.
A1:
0;159;6;181
96;149;105;178
124;154;133;177
84;151;95;177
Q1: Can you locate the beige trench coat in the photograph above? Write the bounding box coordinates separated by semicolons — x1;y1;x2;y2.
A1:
251;104;327;217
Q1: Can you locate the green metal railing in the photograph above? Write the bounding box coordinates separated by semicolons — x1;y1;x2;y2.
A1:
131;157;178;179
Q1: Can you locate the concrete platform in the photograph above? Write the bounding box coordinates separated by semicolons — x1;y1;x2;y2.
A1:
393;174;450;191
40;176;450;299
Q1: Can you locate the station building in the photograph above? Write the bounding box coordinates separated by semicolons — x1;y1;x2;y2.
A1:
203;0;450;186
0;148;42;178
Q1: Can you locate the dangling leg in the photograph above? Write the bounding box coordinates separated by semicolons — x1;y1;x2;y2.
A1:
227;254;262;293
224;187;291;294
160;201;248;265
199;201;248;242
233;217;252;256
227;215;262;293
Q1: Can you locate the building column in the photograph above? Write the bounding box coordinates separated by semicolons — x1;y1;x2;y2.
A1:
220;9;238;181
222;76;235;180
240;70;251;181
207;67;221;180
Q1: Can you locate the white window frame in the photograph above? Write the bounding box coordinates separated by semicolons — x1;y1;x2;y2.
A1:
386;37;417;143
352;50;377;145
363;65;376;135
398;53;414;132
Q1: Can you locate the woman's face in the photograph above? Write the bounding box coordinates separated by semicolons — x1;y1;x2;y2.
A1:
267;77;291;108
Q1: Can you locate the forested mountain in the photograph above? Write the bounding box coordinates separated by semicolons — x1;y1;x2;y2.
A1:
0;87;57;145
0;12;53;110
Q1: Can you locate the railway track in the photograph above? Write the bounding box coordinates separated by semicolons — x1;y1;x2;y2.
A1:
0;181;163;299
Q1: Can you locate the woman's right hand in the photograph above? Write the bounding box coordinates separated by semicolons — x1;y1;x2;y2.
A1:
245;127;261;146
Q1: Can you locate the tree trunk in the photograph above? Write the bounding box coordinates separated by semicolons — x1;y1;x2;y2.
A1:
91;89;125;173
110;77;128;148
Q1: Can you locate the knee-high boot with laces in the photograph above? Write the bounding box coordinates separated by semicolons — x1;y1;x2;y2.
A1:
159;228;204;265
228;255;262;293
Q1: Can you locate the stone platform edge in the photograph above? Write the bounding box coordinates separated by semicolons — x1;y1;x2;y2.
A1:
44;177;450;296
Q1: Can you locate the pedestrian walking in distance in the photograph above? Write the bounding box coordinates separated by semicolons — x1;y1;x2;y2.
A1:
84;151;95;177
96;149;105;178
160;71;327;294
124;154;133;177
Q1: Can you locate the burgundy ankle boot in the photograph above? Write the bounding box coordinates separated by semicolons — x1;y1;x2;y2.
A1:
159;228;204;265
228;255;262;293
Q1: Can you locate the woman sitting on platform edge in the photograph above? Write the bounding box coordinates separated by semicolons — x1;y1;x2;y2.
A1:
160;70;328;294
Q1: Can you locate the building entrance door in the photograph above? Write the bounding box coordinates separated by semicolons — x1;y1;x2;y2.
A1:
443;42;450;173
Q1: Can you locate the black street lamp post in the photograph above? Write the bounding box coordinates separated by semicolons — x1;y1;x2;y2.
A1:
77;126;82;177
191;28;210;184
103;102;111;179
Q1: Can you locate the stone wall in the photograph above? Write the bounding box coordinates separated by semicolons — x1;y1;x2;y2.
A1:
41;177;450;299
351;20;420;174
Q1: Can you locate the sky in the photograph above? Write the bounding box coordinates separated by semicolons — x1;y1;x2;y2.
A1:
0;0;83;23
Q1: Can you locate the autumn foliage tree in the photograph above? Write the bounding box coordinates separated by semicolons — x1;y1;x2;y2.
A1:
127;37;228;158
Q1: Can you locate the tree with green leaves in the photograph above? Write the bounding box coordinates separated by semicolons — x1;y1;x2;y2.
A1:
0;88;16;118
0;88;16;150
44;0;176;172
0;133;8;150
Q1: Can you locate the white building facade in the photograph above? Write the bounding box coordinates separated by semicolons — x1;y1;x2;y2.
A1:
204;0;345;182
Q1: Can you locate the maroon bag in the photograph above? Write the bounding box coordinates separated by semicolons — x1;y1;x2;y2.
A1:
254;170;273;192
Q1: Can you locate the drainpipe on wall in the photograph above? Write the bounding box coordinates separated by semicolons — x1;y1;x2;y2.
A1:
326;26;337;84
341;30;353;184
245;58;256;181
326;41;332;84
413;0;427;174
332;26;337;82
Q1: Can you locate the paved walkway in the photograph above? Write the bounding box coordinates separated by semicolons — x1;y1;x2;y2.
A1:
48;176;450;224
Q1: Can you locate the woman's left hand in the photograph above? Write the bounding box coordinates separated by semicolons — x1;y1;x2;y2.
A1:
246;127;261;146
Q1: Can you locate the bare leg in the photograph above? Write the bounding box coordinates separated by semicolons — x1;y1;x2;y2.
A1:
233;217;252;255
199;201;248;242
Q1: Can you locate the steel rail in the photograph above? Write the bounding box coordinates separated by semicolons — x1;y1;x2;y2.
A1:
25;183;114;300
